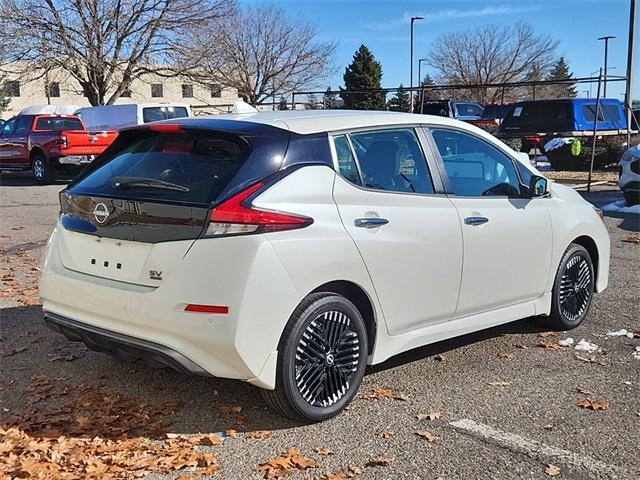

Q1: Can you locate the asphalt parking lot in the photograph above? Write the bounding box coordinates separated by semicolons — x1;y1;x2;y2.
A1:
1;175;639;480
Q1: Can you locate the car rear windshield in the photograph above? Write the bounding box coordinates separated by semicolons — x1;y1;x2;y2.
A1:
422;102;450;116
500;103;572;132
142;106;189;123
35;117;84;131
68;131;251;205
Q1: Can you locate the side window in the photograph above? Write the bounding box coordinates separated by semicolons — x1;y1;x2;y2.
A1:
1;118;16;135
431;129;521;197
15;116;32;135
350;128;434;194
333;135;360;185
467;104;484;117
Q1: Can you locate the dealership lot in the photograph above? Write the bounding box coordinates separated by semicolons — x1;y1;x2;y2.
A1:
1;177;639;479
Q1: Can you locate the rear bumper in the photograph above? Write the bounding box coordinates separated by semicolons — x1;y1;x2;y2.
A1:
58;155;95;166
44;312;210;376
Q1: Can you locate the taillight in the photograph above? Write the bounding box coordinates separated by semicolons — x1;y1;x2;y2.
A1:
205;181;313;237
149;123;183;133
57;135;68;149
524;135;542;144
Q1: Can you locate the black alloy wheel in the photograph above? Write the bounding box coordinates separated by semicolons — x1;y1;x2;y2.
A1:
261;293;368;422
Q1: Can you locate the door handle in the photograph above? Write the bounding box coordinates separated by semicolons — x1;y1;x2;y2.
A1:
17;137;26;141
464;216;489;226
354;217;389;228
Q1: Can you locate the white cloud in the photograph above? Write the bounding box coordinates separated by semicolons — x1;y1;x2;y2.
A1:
360;4;540;31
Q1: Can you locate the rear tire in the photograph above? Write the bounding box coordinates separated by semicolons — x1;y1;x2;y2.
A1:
544;244;595;330
261;293;368;422
32;154;54;184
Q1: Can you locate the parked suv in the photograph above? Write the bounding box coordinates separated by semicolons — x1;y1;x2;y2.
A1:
40;110;610;422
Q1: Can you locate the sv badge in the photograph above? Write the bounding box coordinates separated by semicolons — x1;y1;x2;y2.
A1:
149;270;163;281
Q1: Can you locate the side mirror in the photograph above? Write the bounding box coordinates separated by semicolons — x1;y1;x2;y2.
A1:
528;175;548;198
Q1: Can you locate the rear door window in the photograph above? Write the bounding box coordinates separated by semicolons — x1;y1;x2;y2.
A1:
70;132;250;205
332;135;361;185
349;128;434;194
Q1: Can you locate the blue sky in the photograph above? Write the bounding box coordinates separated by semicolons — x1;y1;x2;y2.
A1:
242;0;638;100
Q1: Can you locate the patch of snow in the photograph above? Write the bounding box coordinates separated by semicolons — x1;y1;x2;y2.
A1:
632;346;640;361
601;200;640;215
544;137;575;152
606;329;634;338
558;338;574;347
574;339;598;353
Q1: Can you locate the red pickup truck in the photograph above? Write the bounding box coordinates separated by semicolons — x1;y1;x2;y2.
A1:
0;114;117;183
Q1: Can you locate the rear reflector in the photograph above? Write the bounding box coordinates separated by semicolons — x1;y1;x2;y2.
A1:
205;181;312;237
184;304;229;314
149;123;183;133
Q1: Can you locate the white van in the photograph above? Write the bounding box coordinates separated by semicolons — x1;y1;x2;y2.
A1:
75;103;191;131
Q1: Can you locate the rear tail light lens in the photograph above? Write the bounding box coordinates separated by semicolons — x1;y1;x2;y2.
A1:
57;135;68;149
205;181;312;237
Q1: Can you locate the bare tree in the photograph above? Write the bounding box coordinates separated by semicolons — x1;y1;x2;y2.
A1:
0;0;234;106
179;4;336;105
426;22;558;103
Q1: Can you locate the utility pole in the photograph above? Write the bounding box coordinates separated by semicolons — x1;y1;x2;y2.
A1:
409;16;424;113
625;0;636;145
597;35;616;97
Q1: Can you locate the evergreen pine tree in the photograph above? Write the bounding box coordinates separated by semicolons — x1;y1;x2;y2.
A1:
340;45;385;110
322;87;339;109
387;84;411;112
546;57;577;98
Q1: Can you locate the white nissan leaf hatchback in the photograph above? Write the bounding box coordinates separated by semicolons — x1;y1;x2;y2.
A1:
40;110;610;422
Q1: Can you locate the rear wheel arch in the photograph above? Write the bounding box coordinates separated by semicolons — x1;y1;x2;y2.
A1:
29;147;47;163
309;280;377;355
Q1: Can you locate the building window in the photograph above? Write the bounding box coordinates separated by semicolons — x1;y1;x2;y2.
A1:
121;87;132;98
4;80;20;97
151;83;163;98
210;84;221;98
182;84;194;98
46;82;60;98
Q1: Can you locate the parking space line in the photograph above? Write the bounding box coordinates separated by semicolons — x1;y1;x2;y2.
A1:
449;419;629;479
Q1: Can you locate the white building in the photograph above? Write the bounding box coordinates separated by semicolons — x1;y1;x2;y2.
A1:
1;66;239;119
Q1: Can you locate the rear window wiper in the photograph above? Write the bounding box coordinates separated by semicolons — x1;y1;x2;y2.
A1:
112;176;190;192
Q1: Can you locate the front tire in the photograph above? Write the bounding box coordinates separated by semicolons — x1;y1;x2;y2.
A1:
32;154;54;184
261;293;368;422
546;244;595;330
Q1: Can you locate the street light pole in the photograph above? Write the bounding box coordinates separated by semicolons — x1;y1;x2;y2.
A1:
597;35;616;97
409;16;424;113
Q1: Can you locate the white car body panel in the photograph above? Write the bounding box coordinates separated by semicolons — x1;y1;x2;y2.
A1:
332;174;463;334
39;110;611;391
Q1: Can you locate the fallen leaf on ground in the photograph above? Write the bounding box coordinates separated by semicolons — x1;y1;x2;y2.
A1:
416;411;441;421
366;456;394;467
537;331;557;338
537;341;561;350
415;430;439;443
0;347;28;357
318;469;350;480
576;387;592;395
514;343;528;349
362;387;408;401
577;399;608;410
247;430;271;440
257;448;317;479
487;379;511;387
545;464;561;476
622;234;640;244
377;429;393;438
224;429;238;438
434;354;446;362
497;352;513;359
314;447;334;455
349;465;362;475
